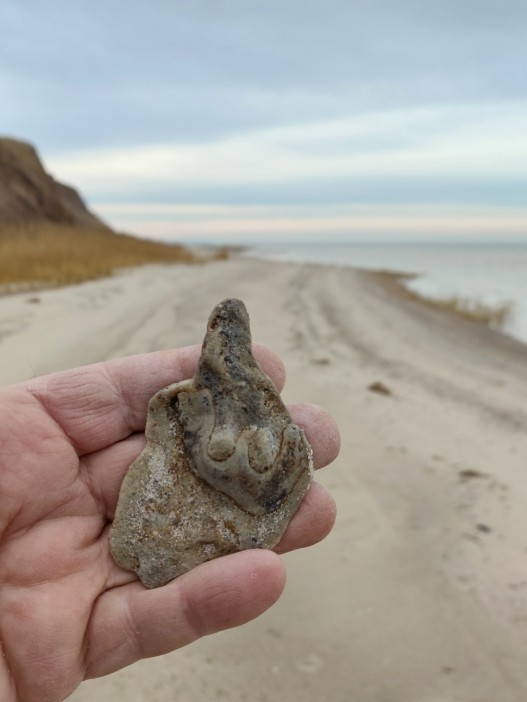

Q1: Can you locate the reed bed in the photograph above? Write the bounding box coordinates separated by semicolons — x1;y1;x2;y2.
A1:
370;270;512;330
0;222;198;291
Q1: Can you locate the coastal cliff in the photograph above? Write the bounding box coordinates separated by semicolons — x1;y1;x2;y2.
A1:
0;137;106;228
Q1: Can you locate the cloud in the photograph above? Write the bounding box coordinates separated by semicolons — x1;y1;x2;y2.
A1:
2;0;526;243
2;0;527;151
47;101;527;196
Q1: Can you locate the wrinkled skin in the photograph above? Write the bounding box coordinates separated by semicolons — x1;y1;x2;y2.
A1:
0;344;339;702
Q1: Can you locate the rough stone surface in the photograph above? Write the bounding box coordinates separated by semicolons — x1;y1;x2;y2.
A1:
109;298;313;588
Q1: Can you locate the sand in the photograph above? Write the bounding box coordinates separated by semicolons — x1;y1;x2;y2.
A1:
2;255;527;701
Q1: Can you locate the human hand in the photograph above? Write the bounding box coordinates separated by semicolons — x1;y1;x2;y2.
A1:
0;346;339;702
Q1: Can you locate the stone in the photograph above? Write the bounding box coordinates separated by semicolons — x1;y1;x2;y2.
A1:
367;381;392;396
109;298;313;588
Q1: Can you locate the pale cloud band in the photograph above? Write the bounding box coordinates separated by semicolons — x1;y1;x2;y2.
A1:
49;101;527;195
94;202;527;243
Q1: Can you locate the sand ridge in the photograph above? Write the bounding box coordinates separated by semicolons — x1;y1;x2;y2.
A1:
1;256;527;701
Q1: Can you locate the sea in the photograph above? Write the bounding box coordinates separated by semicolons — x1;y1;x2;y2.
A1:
249;241;527;345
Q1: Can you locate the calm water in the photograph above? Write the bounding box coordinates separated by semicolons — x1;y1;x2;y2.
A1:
251;242;527;344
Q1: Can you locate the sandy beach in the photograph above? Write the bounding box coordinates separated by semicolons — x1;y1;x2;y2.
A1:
2;255;527;701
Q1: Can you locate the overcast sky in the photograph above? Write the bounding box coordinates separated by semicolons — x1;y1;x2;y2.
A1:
2;0;526;242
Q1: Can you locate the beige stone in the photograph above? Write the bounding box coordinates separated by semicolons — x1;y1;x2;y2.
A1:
109;298;313;588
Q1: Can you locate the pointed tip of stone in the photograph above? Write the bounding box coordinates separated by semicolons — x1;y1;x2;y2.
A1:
207;298;249;331
201;298;253;366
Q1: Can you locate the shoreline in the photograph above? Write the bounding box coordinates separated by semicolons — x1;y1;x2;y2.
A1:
2;256;527;701
246;242;527;344
2;235;523;346
364;267;527;354
246;250;527;348
1;254;527;385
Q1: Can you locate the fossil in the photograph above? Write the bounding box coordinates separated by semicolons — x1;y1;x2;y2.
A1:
109;298;313;588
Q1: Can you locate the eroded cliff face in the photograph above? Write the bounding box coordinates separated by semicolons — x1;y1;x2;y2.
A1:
0;137;107;228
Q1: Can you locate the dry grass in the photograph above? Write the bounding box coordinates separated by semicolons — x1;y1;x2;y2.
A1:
370;269;513;330
420;295;513;329
0;222;199;292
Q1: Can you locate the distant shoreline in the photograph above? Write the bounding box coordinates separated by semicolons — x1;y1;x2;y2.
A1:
1;240;524;354
245;242;527;346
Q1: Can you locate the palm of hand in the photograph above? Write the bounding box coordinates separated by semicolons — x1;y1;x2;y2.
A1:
0;347;338;702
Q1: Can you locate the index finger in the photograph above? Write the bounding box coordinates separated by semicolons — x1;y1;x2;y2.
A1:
26;344;286;455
